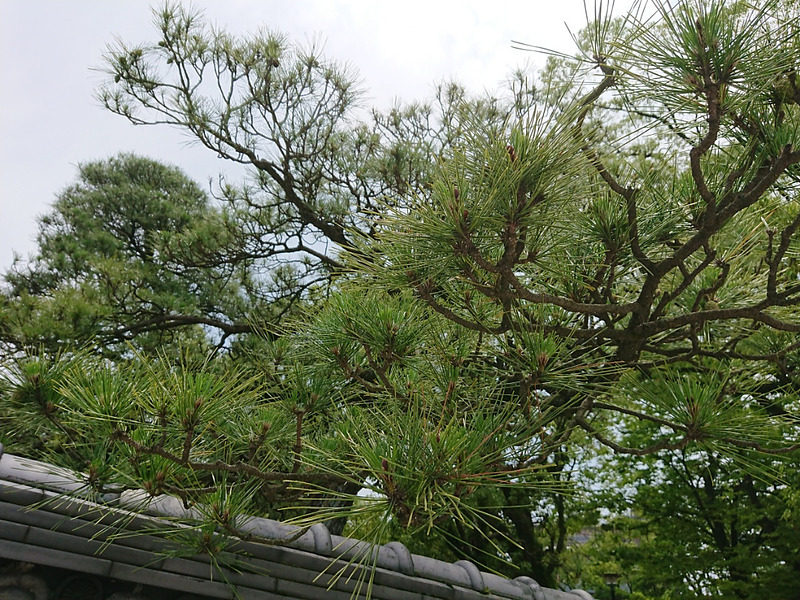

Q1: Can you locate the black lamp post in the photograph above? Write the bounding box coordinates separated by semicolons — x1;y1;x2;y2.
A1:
603;573;620;600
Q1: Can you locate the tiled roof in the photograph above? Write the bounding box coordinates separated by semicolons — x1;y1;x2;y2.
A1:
0;444;594;600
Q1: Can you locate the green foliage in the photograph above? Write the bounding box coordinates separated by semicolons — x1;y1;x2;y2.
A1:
562;445;800;599
1;154;249;355
3;1;800;596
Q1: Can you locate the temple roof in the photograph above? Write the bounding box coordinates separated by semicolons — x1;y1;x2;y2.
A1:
0;445;594;600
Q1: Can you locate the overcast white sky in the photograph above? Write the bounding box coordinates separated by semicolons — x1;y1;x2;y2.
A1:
0;1;614;272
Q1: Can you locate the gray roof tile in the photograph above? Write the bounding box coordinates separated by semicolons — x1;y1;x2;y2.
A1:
0;444;594;600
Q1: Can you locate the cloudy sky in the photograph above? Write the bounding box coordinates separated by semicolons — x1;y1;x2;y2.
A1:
0;1;618;272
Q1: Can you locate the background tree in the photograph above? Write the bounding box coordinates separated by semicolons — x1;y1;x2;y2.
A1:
558;442;800;599
1;154;253;356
